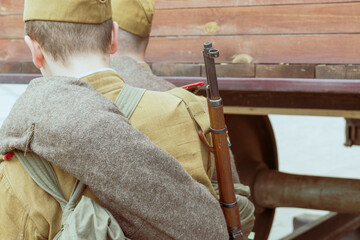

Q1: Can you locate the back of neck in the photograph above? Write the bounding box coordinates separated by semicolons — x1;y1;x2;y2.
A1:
42;53;111;78
111;52;145;62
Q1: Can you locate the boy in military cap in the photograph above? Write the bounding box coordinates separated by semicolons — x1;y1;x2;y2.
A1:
0;0;230;239
111;0;174;91
110;0;255;237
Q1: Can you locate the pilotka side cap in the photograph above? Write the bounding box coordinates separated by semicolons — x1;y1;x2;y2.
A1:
23;0;112;24
112;0;154;38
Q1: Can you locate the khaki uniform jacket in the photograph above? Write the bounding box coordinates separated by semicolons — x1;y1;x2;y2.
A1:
112;57;241;184
0;70;216;239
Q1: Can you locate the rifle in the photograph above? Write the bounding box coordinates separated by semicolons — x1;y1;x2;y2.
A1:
203;42;243;240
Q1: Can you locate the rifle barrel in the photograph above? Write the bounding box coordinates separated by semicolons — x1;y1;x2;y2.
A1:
203;42;243;240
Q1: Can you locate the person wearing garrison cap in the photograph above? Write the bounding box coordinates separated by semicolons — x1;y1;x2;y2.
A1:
0;0;231;239
111;0;256;238
111;0;174;91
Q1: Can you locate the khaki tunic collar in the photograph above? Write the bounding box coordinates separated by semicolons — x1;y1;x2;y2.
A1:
81;70;126;97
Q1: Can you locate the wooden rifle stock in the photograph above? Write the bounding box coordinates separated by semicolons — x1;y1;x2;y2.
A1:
203;42;243;240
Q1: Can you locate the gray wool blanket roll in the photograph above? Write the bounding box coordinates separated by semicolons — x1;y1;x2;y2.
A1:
0;76;228;239
111;56;175;91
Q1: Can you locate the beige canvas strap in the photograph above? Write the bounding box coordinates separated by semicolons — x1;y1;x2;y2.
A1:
15;151;126;240
15;150;85;212
115;84;146;119
168;87;210;134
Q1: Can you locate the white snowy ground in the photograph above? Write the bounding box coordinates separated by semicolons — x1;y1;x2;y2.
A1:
268;115;360;239
0;84;27;124
1;85;360;240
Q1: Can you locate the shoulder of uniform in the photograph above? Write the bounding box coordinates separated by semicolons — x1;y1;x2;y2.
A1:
144;89;183;104
0;155;32;203
0;160;5;172
166;87;208;109
0;158;26;205
0;160;47;238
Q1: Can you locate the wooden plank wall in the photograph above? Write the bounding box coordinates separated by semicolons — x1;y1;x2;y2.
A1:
149;0;360;64
1;0;360;78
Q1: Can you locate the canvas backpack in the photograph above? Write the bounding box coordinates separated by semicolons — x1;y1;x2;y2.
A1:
115;84;211;138
15;151;128;240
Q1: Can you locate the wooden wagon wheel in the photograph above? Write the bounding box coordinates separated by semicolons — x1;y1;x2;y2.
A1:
225;114;278;240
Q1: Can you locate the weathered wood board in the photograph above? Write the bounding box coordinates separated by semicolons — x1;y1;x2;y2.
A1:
3;0;360;13
0;15;24;39
256;64;315;78
0;0;23;14
2;0;360;66
155;0;360;9
146;34;360;64
5;3;360;38
152;3;360;36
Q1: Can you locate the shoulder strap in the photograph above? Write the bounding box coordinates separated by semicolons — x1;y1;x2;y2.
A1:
15;151;85;212
167;87;210;134
115;84;146;119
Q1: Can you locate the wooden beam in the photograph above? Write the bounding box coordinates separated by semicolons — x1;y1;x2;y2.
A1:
163;77;360;111
3;74;360;112
6;3;360;39
5;75;360;94
152;3;360;36
316;65;346;79
281;213;360;240
0;15;24;39
155;0;360;9
0;61;345;79
151;63;201;76
0;39;30;61
256;64;315;78
220;91;360;111
2;0;359;13
4;2;360;37
345;65;360;79
223;106;360;118
146;34;360;64
0;0;24;15
316;65;360;79
201;64;255;78
2;2;360;64
0;61;39;73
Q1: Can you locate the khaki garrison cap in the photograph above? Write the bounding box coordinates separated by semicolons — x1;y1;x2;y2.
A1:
112;0;154;38
23;0;112;24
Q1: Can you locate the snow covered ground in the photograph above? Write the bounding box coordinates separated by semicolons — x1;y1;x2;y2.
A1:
0;84;27;124
1;85;360;239
268;115;360;239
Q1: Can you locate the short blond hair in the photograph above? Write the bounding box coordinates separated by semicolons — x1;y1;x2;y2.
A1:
25;19;113;63
116;28;149;57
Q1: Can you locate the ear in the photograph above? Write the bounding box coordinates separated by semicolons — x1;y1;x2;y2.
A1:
110;21;119;55
24;35;44;69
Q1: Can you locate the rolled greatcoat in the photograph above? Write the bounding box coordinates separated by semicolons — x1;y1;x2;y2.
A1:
0;76;228;239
